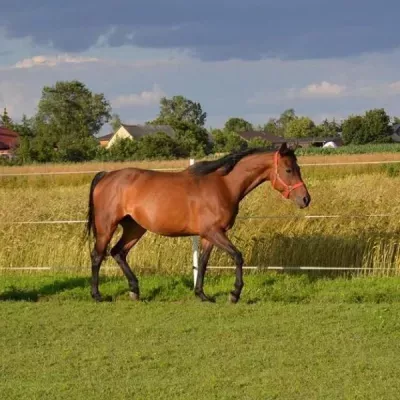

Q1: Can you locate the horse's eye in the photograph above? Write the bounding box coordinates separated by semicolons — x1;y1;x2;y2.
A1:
286;169;292;173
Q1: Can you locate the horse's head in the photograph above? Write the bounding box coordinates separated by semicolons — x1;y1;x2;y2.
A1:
271;142;311;209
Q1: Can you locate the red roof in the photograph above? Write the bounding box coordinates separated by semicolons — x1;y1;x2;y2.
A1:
0;126;19;150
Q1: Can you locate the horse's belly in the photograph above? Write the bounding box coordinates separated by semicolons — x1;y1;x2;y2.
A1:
127;188;195;236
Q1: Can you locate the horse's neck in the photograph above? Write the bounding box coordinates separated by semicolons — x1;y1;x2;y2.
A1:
223;153;274;202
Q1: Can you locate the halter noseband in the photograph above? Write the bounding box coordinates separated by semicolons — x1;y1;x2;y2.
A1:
272;151;304;199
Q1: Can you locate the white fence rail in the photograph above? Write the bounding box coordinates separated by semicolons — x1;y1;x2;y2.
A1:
1;159;400;177
1;157;398;280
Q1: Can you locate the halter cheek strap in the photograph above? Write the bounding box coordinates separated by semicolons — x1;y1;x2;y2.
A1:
272;151;304;199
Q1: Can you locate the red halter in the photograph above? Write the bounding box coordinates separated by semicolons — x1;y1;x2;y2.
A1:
272;151;304;199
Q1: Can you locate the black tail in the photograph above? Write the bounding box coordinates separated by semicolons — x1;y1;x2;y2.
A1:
86;171;107;239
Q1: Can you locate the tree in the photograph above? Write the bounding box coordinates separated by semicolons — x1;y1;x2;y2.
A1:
32;80;112;162
247;137;272;149
136;132;180;159
110;113;122;132
35;80;111;138
0;108;13;129
263;118;282;136
263;109;297;137
172;120;211;157
361;108;392;144
341;109;392;145
211;129;247;153
13;115;36;163
105;137;138;161
152;95;207;127
284;117;316;139
224;117;253;133
341;115;364;144
279;108;297;129
314;118;341;138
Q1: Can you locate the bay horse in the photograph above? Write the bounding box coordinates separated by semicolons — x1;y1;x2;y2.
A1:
86;142;311;303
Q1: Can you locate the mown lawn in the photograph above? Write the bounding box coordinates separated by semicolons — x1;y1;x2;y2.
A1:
1;274;400;399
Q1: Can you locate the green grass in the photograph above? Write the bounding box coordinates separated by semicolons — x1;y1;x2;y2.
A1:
2;273;400;399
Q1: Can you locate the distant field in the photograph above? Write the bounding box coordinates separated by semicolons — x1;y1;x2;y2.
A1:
0;152;399;274
2;148;400;175
2;274;400;399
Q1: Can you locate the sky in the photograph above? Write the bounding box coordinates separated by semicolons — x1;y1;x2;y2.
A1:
1;0;400;135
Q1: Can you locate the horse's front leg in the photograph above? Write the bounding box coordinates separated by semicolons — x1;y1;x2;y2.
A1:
206;229;244;303
194;238;214;302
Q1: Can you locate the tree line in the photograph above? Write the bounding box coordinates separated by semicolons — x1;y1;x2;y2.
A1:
1;80;399;164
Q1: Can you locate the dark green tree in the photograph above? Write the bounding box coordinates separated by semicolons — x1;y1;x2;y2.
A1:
32;80;112;161
152;95;207;127
360;108;392;144
224;117;253;133
211;129;247;153
110;113;122;132
0;108;13;129
285;117;315;138
341;115;364;144
136;132;180;159
313;118;341;137
105;137;138;161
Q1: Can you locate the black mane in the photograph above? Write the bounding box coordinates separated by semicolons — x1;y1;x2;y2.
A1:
189;146;296;176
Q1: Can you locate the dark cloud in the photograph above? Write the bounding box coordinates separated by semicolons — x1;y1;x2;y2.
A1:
1;0;399;60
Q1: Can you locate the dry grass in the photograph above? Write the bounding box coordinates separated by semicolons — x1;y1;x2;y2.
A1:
2;152;400;175
1;160;399;274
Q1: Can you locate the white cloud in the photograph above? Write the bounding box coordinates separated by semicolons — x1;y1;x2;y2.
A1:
112;84;166;108
14;54;100;69
298;81;347;97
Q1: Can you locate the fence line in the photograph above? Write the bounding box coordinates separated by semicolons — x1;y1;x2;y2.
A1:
0;213;395;225
0;266;395;272
1;156;398;279
1;159;400;177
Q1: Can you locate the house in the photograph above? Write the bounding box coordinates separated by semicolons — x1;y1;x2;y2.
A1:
97;132;114;147
237;131;287;148
391;124;400;143
295;136;343;148
105;123;176;149
237;130;343;149
0;126;19;158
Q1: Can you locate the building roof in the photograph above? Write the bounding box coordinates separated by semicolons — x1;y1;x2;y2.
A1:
392;123;400;133
0;126;19;150
121;123;176;139
238;131;286;143
97;132;114;141
295;136;343;144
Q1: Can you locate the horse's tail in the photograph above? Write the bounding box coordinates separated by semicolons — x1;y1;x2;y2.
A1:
86;171;107;240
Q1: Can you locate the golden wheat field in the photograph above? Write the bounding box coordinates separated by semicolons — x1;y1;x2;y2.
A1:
1;153;400;275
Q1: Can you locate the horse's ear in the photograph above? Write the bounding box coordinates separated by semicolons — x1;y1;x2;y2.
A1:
278;142;288;155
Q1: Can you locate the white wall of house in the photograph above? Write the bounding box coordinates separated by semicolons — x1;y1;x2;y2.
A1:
106;126;133;149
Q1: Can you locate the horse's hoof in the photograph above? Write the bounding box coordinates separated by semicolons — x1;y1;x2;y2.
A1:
92;294;103;302
229;293;240;304
129;291;140;301
195;291;215;303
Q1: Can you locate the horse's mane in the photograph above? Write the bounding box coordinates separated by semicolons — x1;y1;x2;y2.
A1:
189;146;296;176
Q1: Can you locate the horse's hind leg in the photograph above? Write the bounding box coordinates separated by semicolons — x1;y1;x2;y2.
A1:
194;238;214;302
110;217;147;300
91;229;116;302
